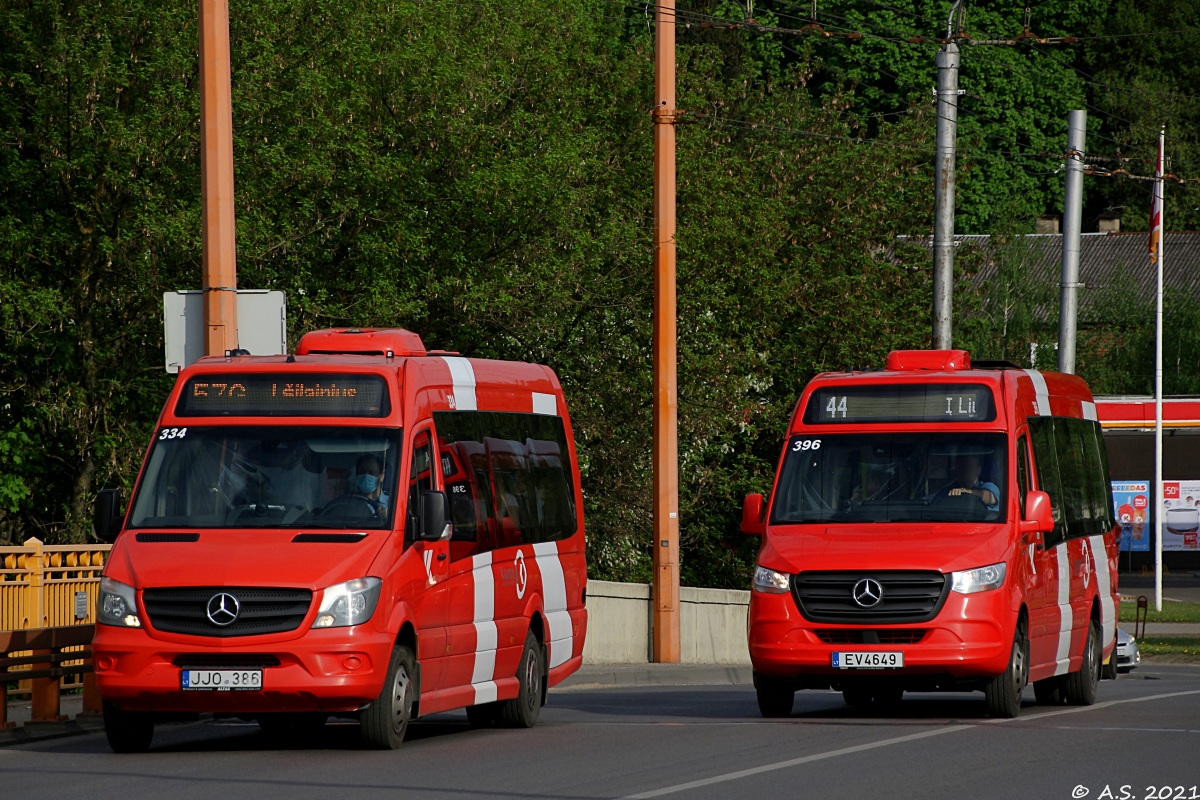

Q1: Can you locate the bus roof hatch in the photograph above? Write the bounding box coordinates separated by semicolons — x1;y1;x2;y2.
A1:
296;328;428;357
885;349;971;372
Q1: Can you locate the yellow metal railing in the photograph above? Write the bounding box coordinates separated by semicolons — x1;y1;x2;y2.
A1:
2;538;110;727
1;537;110;630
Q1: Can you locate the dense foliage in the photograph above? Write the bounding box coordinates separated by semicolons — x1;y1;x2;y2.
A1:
1;0;1197;588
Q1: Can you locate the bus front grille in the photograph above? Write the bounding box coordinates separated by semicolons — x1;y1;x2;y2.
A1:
143;587;312;637
793;571;948;624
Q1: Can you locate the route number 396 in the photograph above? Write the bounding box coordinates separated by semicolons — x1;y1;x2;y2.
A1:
791;439;821;452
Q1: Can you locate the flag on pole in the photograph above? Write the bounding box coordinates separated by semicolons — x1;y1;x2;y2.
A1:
1150;134;1164;264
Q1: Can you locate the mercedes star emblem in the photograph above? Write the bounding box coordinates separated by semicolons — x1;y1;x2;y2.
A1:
851;578;884;608
206;592;241;626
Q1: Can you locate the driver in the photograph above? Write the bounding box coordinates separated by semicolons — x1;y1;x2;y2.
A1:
349;454;389;513
938;454;999;512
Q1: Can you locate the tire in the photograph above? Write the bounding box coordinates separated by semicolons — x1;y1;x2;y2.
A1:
103;701;155;754
465;702;500;728
1064;619;1100;706
1033;677;1065;706
1101;650;1118;681
360;644;417;750
984;622;1028;718
498;632;544;728
755;680;795;718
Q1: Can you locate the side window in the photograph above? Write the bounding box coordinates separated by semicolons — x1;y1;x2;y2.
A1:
1016;436;1030;520
1028;416;1066;547
433;410;579;561
1091;420;1117;531
406;430;435;541
1027;416;1116;544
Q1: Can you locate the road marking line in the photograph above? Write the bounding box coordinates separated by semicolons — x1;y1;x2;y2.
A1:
621;689;1200;799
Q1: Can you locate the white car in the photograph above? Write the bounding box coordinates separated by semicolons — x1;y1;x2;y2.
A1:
1116;628;1141;673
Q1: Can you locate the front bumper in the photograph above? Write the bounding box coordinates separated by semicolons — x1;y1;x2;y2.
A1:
93;625;395;714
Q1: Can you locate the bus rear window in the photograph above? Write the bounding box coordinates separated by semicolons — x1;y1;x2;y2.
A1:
176;374;390;417
804;384;996;424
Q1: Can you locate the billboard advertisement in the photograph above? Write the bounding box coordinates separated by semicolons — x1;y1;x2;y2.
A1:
1112;481;1151;553
1161;481;1200;552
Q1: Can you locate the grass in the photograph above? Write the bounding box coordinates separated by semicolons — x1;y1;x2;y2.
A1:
1135;636;1200;657
1118;599;1200;624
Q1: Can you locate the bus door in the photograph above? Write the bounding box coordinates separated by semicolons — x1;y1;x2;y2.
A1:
406;427;451;690
1018;431;1064;676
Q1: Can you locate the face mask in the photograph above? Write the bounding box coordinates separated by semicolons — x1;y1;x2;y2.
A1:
356;474;380;494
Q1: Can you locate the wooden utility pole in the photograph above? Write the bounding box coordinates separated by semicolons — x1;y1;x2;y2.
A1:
652;0;681;663
199;0;239;355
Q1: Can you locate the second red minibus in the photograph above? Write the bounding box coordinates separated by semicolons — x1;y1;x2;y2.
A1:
742;350;1119;718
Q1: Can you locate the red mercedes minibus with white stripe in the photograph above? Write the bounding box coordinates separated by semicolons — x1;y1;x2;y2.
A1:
742;350;1119;718
92;328;587;751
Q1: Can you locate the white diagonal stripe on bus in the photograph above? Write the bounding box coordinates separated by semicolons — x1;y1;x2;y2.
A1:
533;540;573;669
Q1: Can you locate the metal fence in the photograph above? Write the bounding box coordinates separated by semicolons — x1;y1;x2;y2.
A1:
1;537;110;630
2;538;110;725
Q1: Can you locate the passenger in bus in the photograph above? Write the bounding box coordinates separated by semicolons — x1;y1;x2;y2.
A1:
936;454;999;512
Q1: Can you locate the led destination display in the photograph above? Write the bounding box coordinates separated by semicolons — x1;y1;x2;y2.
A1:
177;374;390;417
804;384;996;424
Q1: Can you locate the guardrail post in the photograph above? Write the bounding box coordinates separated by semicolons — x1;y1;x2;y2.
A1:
81;671;103;715
27;537;46;628
30;648;66;722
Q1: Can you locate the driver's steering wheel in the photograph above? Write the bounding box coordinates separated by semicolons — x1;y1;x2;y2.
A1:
319;494;379;519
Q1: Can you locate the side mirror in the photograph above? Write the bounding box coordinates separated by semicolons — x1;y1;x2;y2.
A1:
93;488;125;543
419;490;452;541
741;493;766;536
1019;490;1053;537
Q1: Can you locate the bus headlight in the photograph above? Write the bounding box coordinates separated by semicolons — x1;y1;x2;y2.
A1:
951;562;1006;594
753;566;791;594
97;577;142;627
312;577;382;628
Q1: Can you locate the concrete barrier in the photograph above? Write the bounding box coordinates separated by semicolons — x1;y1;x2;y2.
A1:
583;580;750;665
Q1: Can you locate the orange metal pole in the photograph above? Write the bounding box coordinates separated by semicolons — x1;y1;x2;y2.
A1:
652;0;680;663
199;0;239;356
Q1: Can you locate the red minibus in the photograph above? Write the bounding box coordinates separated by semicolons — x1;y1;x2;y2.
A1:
92;328;587;751
742;350;1119;718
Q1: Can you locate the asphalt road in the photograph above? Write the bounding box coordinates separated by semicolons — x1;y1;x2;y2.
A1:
3;663;1199;800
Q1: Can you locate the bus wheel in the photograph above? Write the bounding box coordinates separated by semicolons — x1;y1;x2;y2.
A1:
755;680;795;718
984;623;1028;718
361;644;416;750
499;632;543;728
103;701;155;753
1064;619;1100;706
1033;677;1065;706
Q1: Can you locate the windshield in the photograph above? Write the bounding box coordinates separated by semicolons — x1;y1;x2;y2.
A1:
127;426;402;530
770;432;1008;524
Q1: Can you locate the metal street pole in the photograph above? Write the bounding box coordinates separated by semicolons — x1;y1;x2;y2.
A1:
1058;110;1086;374
652;0;681;663
932;36;960;350
199;0;239;356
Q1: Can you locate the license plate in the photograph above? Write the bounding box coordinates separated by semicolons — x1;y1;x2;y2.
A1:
832;651;904;669
181;669;263;690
